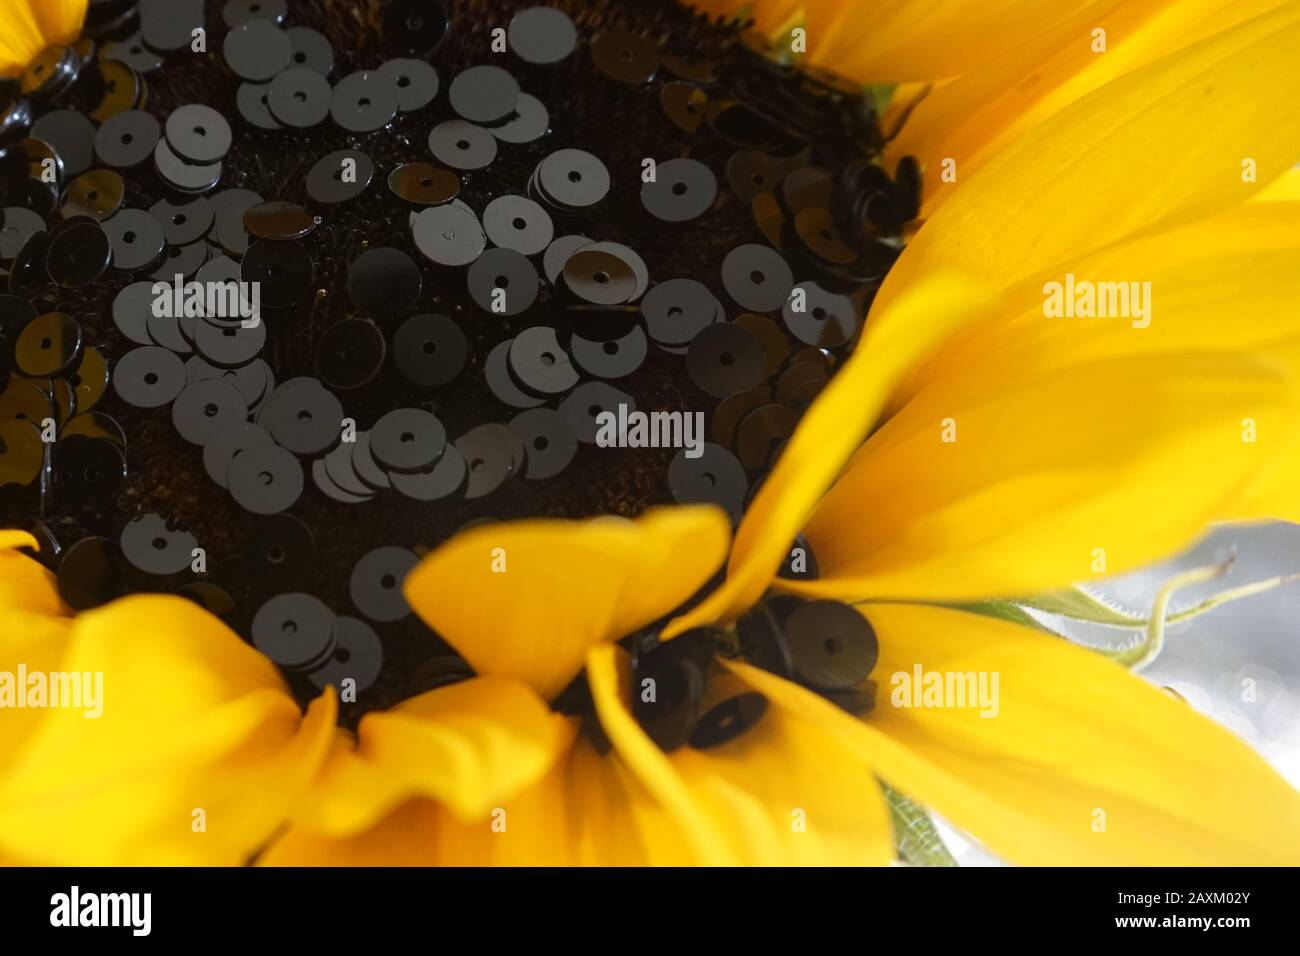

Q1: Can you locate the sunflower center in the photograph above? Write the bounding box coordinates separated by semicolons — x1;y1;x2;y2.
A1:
1;0;915;726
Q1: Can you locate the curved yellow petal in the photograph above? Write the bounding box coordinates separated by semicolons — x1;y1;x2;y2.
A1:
805;0;1096;82
890;0;1289;218
404;506;731;699
798;351;1297;603
876;2;1300;320
891;200;1300;410
587;643;894;865
0;532;65;617
1252;165;1300;202
288;676;575;838
821;604;1300;865
0;595;336;865
665;273;995;636
0;0;86;76
264;734;693;866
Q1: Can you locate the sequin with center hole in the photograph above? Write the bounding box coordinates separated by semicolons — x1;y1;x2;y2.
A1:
309;616;384;692
467;247;538;315
509;407;577;480
252;592;337;671
370;407;447;474
350;546;419;622
165;104;233;164
227;443;304;514
102;208;165;272
393;313;467;387
119;512;198;575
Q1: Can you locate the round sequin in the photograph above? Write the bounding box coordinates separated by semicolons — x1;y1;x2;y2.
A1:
642;157;717;222
412;203;485;267
483;194;553;256
113;345;186;407
317;318;386;390
537;149;609;208
378;57;439;112
484;339;543;409
211;188;263;254
690;693;767;749
241;239;313;306
509;7;578;64
119;512;198;575
286;26;335;77
243;200;315;241
571;325;647;379
560;381;635;444
267;67;332;128
224;19;291;82
111;281;156;344
56;536;125;611
642;278;719;346
308;616;384;692
149;195;214;245
509;327;577;396
236;81;281;131
393;313;467;387
154;138;222;193
370;407;446;473
307;150;373;204
668;442;748;519
194;316;266;367
687;322;764;398
427;119;497;171
223;0;287;28
45;219;112;288
448;65;519;124
171;379;249;445
330;71;398;133
591;30;658;84
203;421;274;488
350;546;419;622
0;419;43;488
258;378;343;456
102;208;165;272
491;93;549;144
62;169;124;221
0;208;46;261
456;425;516;499
31;110;95;177
383;0;449;58
347;246;421;317
467;247;538;316
389;442;465;501
388;162;459;205
15;311;81;377
721;243;794;313
166;104;233;164
784;600;878;691
92;110;157;170
782;281;858;348
509;407;577;480
228;442;304;514
252;592;337;670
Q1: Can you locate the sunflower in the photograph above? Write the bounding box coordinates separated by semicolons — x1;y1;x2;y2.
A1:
3;0;1300;867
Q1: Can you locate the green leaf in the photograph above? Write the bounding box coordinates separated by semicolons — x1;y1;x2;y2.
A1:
1016;587;1146;627
943;599;1067;636
883;783;957;867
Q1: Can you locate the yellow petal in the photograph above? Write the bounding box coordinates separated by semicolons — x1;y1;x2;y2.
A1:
404;506;730;699
666;274;995;636
0;0;86;76
831;604;1300;865
264;736;691;866
586;643;894;865
876;2;1300;319
890;0;1289;217
1252;165;1300;202
891;200;1300;410
805;0;1096;82
798;351;1297;602
0;595;336;865
289;676;575;837
0;531;66;617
